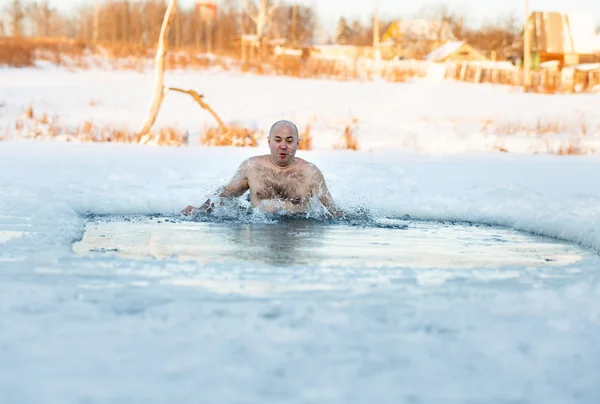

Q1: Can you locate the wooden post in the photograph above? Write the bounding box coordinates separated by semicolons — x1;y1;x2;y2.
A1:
474;65;482;83
523;0;532;90
373;0;380;60
459;61;467;81
93;0;99;44
291;3;297;45
136;0;177;137
491;68;498;83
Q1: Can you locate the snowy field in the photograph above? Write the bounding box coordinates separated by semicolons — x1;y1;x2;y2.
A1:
1;66;600;403
1;65;600;153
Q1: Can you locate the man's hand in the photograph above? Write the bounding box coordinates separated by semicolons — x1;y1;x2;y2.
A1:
181;205;201;216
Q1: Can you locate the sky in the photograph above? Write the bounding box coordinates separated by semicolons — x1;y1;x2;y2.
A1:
1;0;599;29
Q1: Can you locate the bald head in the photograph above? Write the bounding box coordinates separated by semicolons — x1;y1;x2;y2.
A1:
268;119;300;167
268;120;299;139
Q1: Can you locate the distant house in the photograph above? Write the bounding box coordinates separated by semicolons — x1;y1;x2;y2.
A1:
530;11;600;67
426;41;487;62
381;19;456;59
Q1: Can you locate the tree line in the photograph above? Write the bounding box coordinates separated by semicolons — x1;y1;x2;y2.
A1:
0;0;577;60
0;0;317;54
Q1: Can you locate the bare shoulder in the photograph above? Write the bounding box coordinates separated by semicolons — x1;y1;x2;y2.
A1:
248;155;271;165
296;158;325;180
245;155;268;164
240;155;267;171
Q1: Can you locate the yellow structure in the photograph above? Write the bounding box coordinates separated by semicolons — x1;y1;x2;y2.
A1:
426;41;488;62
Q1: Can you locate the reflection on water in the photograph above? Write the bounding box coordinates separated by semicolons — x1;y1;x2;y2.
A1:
222;220;328;266
72;215;587;269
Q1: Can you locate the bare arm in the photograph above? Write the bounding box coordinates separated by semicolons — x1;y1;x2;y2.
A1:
181;159;251;215
312;167;344;218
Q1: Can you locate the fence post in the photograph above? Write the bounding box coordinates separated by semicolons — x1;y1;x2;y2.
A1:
459;62;467;81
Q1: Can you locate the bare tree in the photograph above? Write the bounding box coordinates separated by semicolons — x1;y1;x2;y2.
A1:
28;0;55;37
244;0;279;48
270;3;315;45
93;0;99;43
8;0;25;36
137;0;177;137
197;1;217;52
463;13;521;60
335;17;351;44
416;2;468;40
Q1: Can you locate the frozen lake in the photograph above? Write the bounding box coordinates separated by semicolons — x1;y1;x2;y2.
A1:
1;63;600;402
2;210;600;403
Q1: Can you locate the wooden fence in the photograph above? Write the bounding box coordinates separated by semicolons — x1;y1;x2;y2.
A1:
444;60;600;93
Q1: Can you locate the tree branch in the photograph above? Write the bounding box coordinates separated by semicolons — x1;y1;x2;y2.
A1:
166;87;227;131
244;1;258;24
267;1;279;16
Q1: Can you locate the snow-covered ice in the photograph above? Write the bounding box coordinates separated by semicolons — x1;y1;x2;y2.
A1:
1;66;600;403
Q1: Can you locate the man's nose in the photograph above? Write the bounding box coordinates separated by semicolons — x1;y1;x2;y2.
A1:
279;143;288;149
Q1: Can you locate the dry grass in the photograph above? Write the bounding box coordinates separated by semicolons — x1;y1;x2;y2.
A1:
554;144;595;156
2;37;429;83
334;118;359;151
298;124;313;150
200;125;259;147
270;54;427;83
0;37;35;67
485;116;595;137
13;105;188;146
0;37;89;67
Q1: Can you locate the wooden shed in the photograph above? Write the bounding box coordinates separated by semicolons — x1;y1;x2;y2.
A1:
530;11;600;68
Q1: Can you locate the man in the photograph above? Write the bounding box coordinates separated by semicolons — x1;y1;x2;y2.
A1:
181;120;343;218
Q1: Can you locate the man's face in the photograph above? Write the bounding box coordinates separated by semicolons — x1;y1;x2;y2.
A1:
268;124;299;167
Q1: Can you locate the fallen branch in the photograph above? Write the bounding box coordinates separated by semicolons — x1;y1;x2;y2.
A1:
165;87;226;131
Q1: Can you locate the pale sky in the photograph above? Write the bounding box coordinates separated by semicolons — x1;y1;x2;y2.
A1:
2;0;599;29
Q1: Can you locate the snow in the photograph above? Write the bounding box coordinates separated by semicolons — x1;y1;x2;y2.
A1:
564;13;598;54
1;66;600;403
426;41;465;62
1;66;599;155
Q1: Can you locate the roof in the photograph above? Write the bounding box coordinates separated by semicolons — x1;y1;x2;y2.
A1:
532;12;598;54
426;41;465;61
383;19;456;42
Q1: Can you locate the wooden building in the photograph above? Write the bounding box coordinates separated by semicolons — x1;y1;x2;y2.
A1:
530;11;600;68
426;41;487;63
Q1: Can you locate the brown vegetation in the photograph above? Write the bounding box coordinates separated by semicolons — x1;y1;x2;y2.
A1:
554;144;594;156
200;125;260;147
298;124;312;150
12;105;189;146
486;117;594;137
334;119;359;151
0;36;425;83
